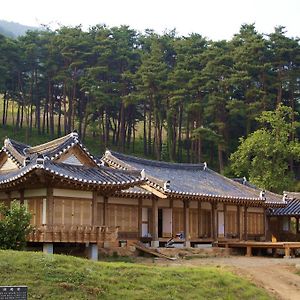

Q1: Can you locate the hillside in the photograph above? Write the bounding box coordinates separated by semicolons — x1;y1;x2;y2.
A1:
0;250;271;299
0;20;38;38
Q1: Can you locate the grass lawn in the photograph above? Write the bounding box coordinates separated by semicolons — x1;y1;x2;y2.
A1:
0;250;271;300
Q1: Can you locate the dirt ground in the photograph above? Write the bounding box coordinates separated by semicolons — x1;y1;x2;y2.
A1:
138;256;300;300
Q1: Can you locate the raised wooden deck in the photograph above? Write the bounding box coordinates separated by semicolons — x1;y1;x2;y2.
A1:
217;241;300;258
27;225;119;244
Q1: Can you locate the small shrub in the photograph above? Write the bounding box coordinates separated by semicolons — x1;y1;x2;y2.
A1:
0;200;32;250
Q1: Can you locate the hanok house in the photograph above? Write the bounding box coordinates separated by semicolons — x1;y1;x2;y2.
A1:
102;151;287;248
268;192;300;242
0;134;289;258
0;132;145;260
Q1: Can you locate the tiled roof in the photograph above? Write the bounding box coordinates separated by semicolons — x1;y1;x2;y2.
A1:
268;199;300;216
103;151;286;205
1;132;101;166
268;193;300;216
0;156;145;189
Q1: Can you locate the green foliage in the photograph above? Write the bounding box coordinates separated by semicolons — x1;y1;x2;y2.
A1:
230;105;300;192
0;250;271;299
0;22;299;178
0;200;32;250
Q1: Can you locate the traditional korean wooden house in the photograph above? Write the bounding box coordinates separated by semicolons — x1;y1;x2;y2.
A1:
0;132;145;259
102;151;287;247
0;133;290;257
268;192;300;241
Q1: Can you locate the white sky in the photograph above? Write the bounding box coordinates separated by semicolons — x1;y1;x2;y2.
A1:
1;0;299;40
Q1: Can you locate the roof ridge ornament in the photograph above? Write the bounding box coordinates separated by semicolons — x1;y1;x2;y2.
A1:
36;154;46;167
164;180;170;190
4;137;10;147
243;176;247;185
105;150;112;156
259;190;265;199
70;130;78;138
141;169;146;180
282;192;288;203
203;162;207;170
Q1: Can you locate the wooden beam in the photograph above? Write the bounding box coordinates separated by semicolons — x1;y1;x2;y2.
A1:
140;185;167;198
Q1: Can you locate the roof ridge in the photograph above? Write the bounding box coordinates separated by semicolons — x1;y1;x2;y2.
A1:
29;132;76;154
107;150;205;170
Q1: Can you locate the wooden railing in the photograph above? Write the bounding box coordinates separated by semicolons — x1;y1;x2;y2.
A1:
27;225;119;244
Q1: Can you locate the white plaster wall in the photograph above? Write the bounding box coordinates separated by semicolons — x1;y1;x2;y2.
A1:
53;188;92;199
108;197;138;205
24;188;47;197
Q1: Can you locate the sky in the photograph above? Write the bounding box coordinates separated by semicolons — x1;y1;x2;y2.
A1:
1;0;299;40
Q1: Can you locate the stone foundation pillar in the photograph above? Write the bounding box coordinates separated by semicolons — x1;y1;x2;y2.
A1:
88;244;99;261
43;243;53;254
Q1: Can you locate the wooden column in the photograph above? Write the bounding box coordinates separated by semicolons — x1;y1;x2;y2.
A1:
92;191;98;226
224;204;227;238
198;201;202;238
103;195;108;226
170;199;175;237
47;187;54;225
211;203;217;241
19;189;24;205
244;206;248;240
184;200;190;247
138;199;142;238
263;208;267;241
237;205;241;240
151;198;159;247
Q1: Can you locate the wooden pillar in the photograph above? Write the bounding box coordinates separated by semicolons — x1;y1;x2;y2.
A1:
211;203;217;241
47;187;54;225
103;195;108;226
151;198;159;247
224;204;227;238
263;208;267;241
237;205;241;240
138;199;142;238
198;201;202;238
92;191;98;226
244;206;248;240
184;200;190;247
19;189;24;205
170;199;175;237
246;246;252;257
284;246;291;259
